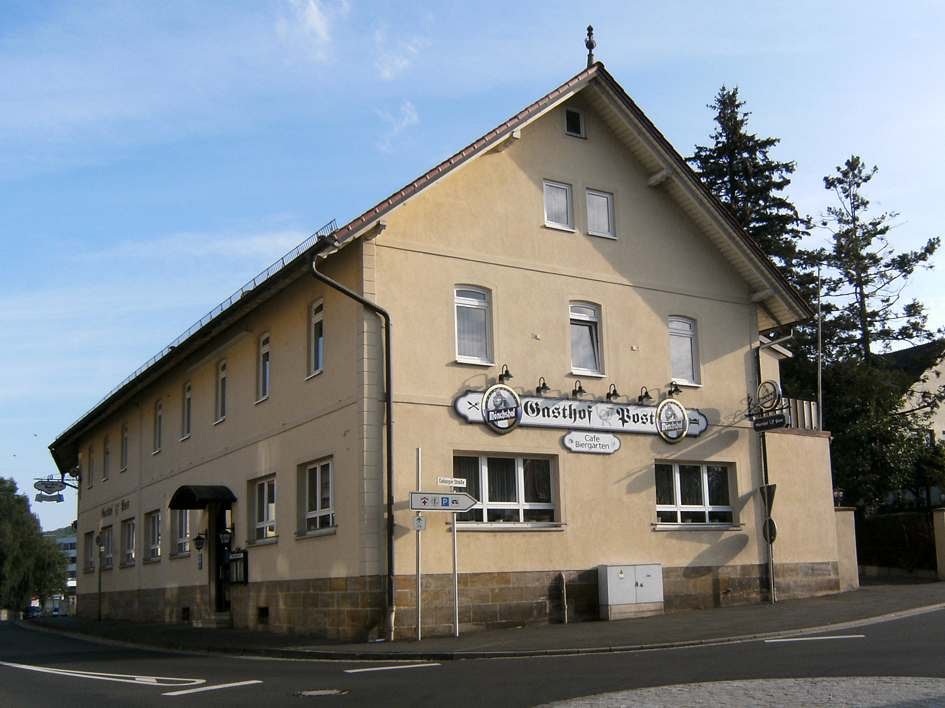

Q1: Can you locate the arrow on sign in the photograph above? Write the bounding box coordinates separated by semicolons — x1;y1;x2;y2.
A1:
409;491;477;513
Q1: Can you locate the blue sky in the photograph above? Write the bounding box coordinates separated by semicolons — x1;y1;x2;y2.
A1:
3;1;944;530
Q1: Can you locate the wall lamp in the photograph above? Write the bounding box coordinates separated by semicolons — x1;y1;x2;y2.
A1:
606;384;620;401
571;380;585;398
667;381;682;398
498;364;513;384
535;377;550;396
637;386;652;404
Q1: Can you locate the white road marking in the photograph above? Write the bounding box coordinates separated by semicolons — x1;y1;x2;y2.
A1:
162;679;263;696
764;634;866;643
344;662;441;674
0;660;204;687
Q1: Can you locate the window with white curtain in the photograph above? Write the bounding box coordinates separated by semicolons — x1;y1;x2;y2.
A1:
120;423;128;471
102;435;110;480
181;382;192;438
254;476;277;540
215;360;227;422
120;517;135;566
145;510;161;560
309;301;325;376
543;180;573;230
173;509;190;554
258;333;271;400
669;316;700;384
586;189;615;238
454;287;493;364
655;462;733;524
304;458;334;532
569;302;602;374
153;400;163;452
101;525;113;568
452;455;556;524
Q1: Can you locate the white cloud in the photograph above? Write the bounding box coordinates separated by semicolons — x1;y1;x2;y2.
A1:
80;229;309;263
373;27;430;81
375;99;419;153
276;0;346;64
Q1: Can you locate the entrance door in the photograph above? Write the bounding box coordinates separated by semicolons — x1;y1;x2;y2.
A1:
209;505;231;613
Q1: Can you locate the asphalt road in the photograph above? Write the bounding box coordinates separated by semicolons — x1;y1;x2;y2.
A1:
2;609;945;707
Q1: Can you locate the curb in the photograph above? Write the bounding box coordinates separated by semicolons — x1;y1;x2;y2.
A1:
16;601;945;662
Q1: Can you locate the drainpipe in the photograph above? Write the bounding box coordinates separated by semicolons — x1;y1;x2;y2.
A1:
309;237;396;641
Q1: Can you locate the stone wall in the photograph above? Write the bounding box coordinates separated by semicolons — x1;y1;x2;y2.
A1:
76;584;209;623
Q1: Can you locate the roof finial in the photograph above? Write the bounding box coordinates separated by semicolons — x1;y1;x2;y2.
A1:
585;25;596;68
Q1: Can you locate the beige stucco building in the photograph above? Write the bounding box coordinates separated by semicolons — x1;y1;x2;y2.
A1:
51;62;854;640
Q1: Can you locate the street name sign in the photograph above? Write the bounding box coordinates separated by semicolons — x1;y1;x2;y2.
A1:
409;491;476;512
436;476;467;488
753;413;787;432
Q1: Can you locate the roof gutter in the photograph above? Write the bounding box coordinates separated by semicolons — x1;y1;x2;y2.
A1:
309;235;396;641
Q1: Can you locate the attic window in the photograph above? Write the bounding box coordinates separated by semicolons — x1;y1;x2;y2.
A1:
565;109;585;138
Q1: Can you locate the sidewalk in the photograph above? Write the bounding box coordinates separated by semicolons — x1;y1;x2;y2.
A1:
24;581;945;661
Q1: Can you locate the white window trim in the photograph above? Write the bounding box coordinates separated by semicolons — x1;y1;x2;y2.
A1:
309;300;325;378
564;108;586;138
655;462;734;525
569;301;604;376
173;509;190;555
454;286;494;365
120;518;135;566
145;510;161;561
542;179;575;231
254;476;277;541
585;188;616;239
668;315;702;385
119;424;128;472
454;455;557;525
303;459;335;533
152;400;163;453
214;360;227;423
181;382;192;440
257;333;271;403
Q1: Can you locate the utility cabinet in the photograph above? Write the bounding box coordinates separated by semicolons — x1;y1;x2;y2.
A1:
598;563;664;620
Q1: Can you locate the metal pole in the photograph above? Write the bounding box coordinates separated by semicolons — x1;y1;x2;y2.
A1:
817;265;824;431
754;345;776;605
452;514;459;637
416;447;422;642
97;545;103;621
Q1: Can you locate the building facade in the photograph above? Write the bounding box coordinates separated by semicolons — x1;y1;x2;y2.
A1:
52;63;854;640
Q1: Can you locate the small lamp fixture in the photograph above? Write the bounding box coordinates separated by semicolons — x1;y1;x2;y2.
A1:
606;383;620;401
667;381;682;398
571;380;585;398
193;533;206;552
498;364;513;384
637;386;652;404
536;377;550;396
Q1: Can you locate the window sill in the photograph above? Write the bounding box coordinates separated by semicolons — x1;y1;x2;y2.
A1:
143;557;161;565
169;552;191;560
454;358;495;367
213;417;226;426
305;369;324;382
119;467;127;473
570;370;606;379
247;537;278;547
102;565;113;572
179;434;191;442
455;522;566;532
651;523;743;532
565;131;587;140
542;223;576;234
254;395;270;406
295;526;338;540
672;380;703;389
119;560;135;569
151;449;161;456
83;567;95;575
587;231;617;240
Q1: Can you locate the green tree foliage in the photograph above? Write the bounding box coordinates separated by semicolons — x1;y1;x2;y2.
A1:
0;478;66;611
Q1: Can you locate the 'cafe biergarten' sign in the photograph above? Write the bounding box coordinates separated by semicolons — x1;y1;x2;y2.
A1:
456;385;708;444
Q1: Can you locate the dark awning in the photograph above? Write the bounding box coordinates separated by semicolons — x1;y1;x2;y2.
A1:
169;485;237;510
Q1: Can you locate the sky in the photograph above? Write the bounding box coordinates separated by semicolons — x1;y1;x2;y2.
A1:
3;1;944;530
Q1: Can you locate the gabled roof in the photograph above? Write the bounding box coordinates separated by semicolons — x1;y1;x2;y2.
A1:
50;61;812;471
881;340;945;383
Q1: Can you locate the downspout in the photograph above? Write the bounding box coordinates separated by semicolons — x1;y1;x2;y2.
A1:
309;238;396;641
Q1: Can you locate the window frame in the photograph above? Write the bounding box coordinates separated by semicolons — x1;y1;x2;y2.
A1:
101;525;113;569
145;510;161;561
102;435;110;481
86;447;94;489
654;461;734;526
453;454;558;526
585;188;616;239
564;108;585;138
83;531;95;572
152;400;163;453
173;509;190;555
308;300;325;378
668;315;701;386
120;423;128;472
253;476;277;541
214;360;227;423
453;286;494;365
257;332;272;402
569;301;604;376
181;382;192;440
542;179;574;231
120;517;135;566
303;458;335;533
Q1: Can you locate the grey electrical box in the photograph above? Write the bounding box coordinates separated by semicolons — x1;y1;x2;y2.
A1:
598;564;664;620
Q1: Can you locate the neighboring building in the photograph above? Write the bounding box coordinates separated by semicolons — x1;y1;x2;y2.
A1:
41;529;77;615
50;60;852;640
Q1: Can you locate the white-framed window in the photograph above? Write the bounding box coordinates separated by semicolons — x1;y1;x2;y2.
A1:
254;476;277;540
454;286;493;364
564;108;585;138
586;188;615;238
173;509;190;554
102;435;110;480
101;525;113;569
309;301;325;376
304;458;334;531
181;382;192;438
120;517;135;566
86;447;94;489
120;423;128;471
145;510;161;560
84;531;95;572
655;462;733;524
543;180;574;230
153;400;163;452
569;302;603;375
669;316;700;385
452;455;556;524
258;333;271;400
215;360;227;422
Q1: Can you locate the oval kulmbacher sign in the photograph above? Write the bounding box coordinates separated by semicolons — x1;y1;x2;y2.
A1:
481;384;523;434
655;399;689;444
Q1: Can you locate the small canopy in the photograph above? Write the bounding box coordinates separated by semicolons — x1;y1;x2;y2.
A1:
169;485;236;510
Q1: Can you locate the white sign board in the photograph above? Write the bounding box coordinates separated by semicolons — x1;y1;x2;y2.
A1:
436;476;467;488
34;479;67;494
35;493;64;503
563;431;621;454
409;491;477;512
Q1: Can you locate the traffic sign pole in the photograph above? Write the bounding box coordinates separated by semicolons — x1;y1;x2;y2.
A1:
416;448;422;641
452;510;459;637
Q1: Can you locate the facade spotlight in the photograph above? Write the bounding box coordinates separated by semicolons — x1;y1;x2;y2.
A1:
571;380;585;398
606;384;620;401
637;386;652;404
498;364;513;384
536;377;550;396
668;381;682;397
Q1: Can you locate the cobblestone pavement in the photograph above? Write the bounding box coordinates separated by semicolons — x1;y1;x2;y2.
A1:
540;677;945;707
